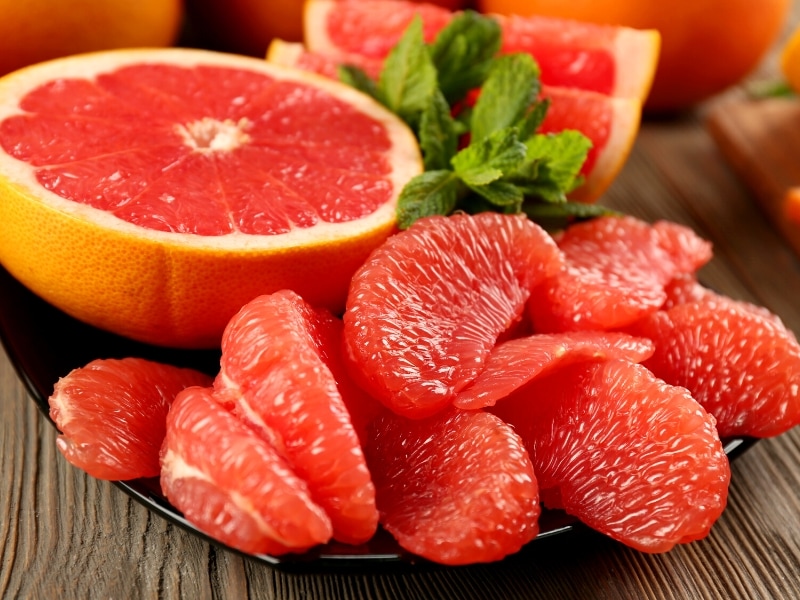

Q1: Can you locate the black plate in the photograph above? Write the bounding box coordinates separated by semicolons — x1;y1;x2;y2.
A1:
0;264;756;571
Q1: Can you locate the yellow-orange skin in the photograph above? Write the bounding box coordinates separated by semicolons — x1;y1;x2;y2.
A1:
478;0;791;112
0;0;183;76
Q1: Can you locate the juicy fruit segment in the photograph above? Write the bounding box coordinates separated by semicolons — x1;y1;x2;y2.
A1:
454;331;655;409
628;294;800;439
491;359;730;553
304;0;658;101
528;215;712;332
160;386;333;555
48;357;212;480
216;290;378;544
365;408;540;565
0;48;422;348
343;212;563;418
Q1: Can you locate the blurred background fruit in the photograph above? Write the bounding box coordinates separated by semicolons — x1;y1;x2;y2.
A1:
781;22;800;92
0;0;183;76
184;0;468;57
477;0;792;112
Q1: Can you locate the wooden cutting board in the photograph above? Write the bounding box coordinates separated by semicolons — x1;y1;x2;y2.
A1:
706;96;800;257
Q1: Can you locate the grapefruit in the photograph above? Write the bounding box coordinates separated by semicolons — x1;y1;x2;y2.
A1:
303;0;659;102
343;212;563;419
478;0;791;112
48;357;212;481
490;359;731;553
0;0;183;77
266;40;642;202
365;408;540;565
0;48;422;348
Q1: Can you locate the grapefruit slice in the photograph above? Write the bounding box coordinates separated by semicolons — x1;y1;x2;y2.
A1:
267;40;642;202
303;0;659;102
343;212;563;419
0;48;422;348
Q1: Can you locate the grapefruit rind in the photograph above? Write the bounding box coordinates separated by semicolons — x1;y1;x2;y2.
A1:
0;48;422;348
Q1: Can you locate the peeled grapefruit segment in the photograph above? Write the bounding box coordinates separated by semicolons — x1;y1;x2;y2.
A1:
216;290;378;544
160;385;333;555
303;0;659;101
0;48;422;348
453;331;655;409
343;212;563;419
491;359;730;553
365;408;540;565
628;293;800;439
528;215;713;332
47;357;212;480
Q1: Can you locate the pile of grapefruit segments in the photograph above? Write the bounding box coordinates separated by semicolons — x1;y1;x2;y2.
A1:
270;0;660;202
41;210;800;567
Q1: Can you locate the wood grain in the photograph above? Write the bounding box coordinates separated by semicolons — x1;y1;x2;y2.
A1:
4;7;800;600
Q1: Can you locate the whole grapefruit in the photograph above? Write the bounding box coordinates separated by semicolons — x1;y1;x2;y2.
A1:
477;0;792;112
0;0;183;77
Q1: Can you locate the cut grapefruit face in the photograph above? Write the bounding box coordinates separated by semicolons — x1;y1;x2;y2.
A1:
0;48;422;348
303;0;659;102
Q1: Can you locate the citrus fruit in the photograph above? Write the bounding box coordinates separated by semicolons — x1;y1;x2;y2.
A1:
781;24;800;94
628;293;800;439
303;0;659;102
0;0;183;77
0;48;422;348
266;41;641;202
478;0;791;112
490;359;731;553
365;408;540;565
528;215;713;332
453;331;655;409
48;357;212;481
215;290;379;544
343;212;563;419
161;385;334;555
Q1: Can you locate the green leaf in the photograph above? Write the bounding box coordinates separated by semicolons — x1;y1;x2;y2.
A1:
470;53;541;144
523;201;620;232
378;16;438;126
429;11;502;104
452;126;527;186
519;130;592;201
337;64;380;100
471;179;524;208
419;89;459;170
396;170;462;229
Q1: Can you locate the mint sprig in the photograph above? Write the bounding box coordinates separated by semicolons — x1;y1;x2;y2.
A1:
339;10;611;231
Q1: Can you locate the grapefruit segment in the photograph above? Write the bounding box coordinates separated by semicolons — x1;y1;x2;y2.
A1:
343;212;563;419
628;293;800;439
216;290;379;544
490;359;730;553
160;385;334;555
0;48;422;348
365;408;540;565
453;331;655;409
48;357;212;480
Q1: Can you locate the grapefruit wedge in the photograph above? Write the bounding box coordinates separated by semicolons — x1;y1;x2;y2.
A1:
0;48;422;348
303;0;659;102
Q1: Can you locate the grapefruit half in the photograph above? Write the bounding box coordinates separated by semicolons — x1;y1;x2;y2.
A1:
0;48;422;348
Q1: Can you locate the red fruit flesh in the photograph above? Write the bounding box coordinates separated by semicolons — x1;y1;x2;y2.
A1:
343;212;563;419
160;386;333;555
454;331;655;409
365;408;540;565
528;215;712;332
216;290;378;544
48;357;212;480
629;294;800;439
491;360;730;553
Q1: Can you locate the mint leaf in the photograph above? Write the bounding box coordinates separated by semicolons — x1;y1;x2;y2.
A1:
470;53;540;143
520;130;592;202
429;11;502;104
396;170;462;229
337;64;380;100
419;89;459;170
378;16;438;126
470;180;524;208
452;127;527;187
523;201;619;232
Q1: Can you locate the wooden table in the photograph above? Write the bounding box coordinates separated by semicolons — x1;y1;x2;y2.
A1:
4;17;800;600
